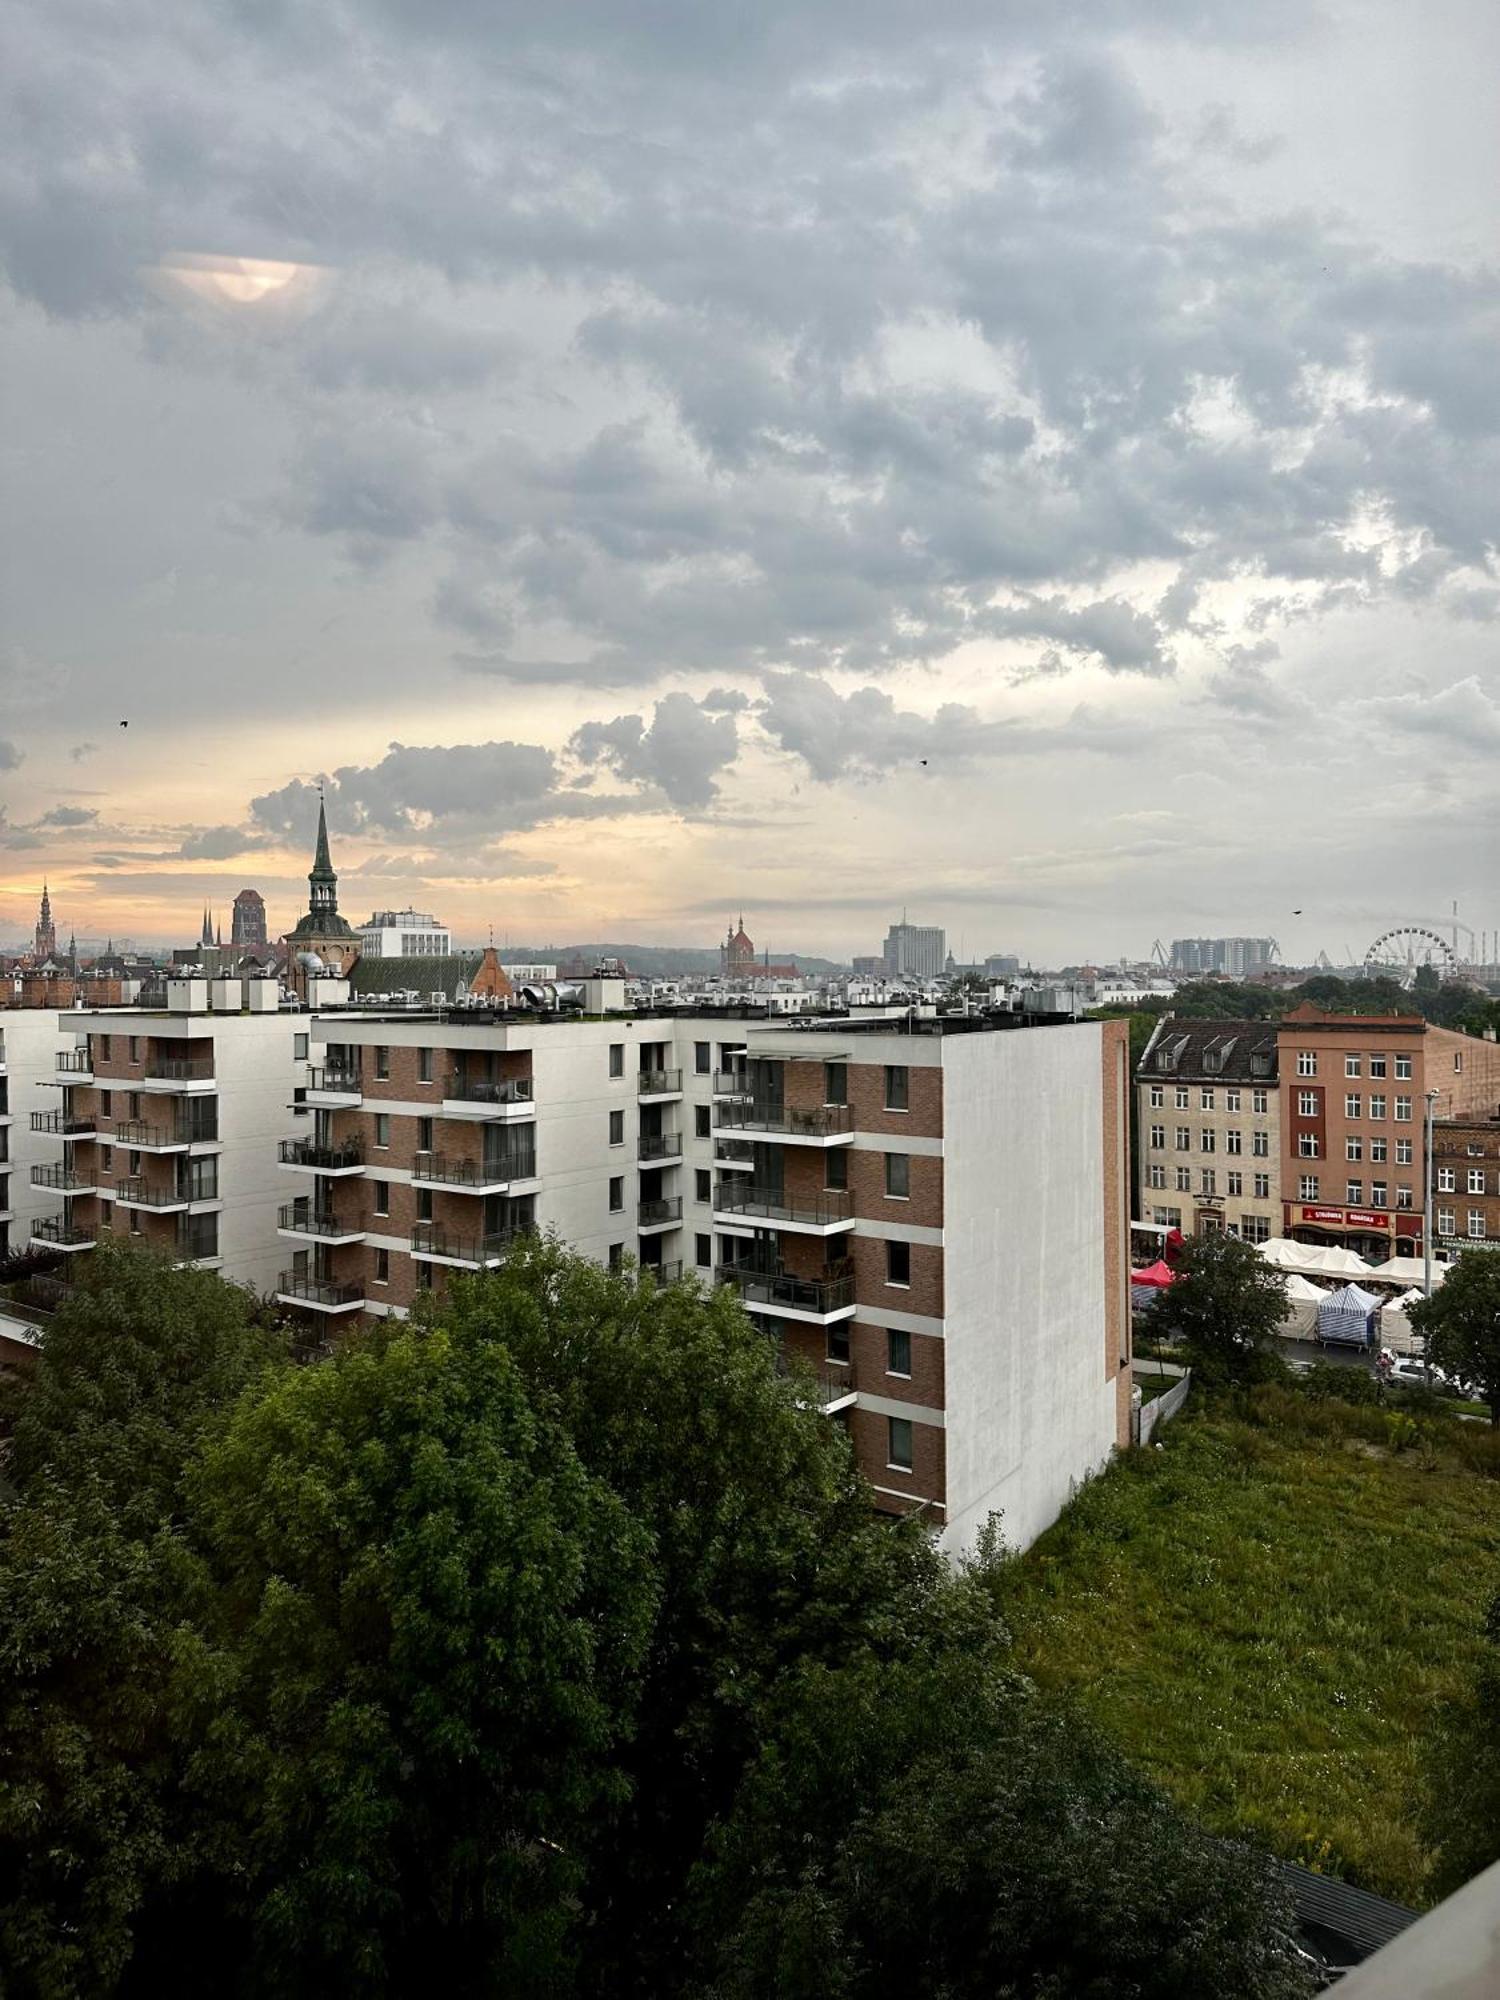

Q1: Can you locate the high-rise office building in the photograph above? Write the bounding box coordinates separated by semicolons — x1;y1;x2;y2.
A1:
883;921;946;981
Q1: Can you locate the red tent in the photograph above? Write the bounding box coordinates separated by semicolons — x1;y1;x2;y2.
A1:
1162;1227;1186;1265
1130;1259;1177;1288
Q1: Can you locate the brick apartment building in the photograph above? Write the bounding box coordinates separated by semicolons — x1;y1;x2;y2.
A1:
1277;1005;1500;1261
26;975;309;1291
286;1001;1132;1555
1134;1019;1280;1241
1432;1112;1500;1257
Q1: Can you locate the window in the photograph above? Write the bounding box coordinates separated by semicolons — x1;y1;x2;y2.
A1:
418;1046;433;1083
1148;1164;1166;1189
1454;1051;1464;1073
1396;1186;1413;1210
128;1035;140;1062
1253;1173;1270;1200
100;1089;112;1116
417;1116;433;1152
1250;1131;1267;1157
1437;1167;1456;1193
1149;1084;1163;1107
694;1104;711;1138
884;1065;909;1112
374;1247;390;1284
1152;1207;1183;1229
1437;1207;1455;1236
1395;1056;1412;1079
1370;1182;1387;1206
1225;1089;1241;1112
1298;1090;1318;1116
416;1187;433;1222
1368;1094;1386;1121
1175;1086;1190;1110
695;1041;711;1075
1345;1094;1361;1119
1298;1134;1320;1157
294;1033;309;1061
1225;1169;1242;1195
1175;1126;1191;1150
1394;1096;1413;1121
1176;1167;1192;1192
99;1034;112;1059
1346;1136;1363;1161
885;1152;910;1198
1201;1169;1216;1195
825;1149;848;1191
1297;1052;1317;1077
887;1416;914;1472
824;1061;847;1106
1200;1129;1215;1154
608;1243;624;1271
1370;1137;1388;1162
609;1043;625;1078
1200;1087;1215;1111
1299;1175;1320;1200
1149;1124;1165;1150
374;1113;390;1149
371;1180;389;1216
609;1176;624;1212
696;1232;712;1267
1226;1129;1242;1155
1396;1139;1413;1165
827;1323;851;1364
1241;1215;1269;1243
1369;1056;1387;1078
1345;1054;1362;1077
1252;1088;1268;1115
414;1261;433;1293
695;1168;711;1203
374;1046;390;1080
609;1109;624;1146
1469;1169;1487;1195
1469;1143;1488;1157
887;1328;912;1377
886;1240;911;1287
1469;1211;1487;1239
1346;1181;1363;1204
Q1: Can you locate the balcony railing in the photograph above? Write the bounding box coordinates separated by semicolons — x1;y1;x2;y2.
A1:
715;1184;853;1227
279;1138;365;1171
113;1117;218;1148
308;1064;362;1094
638;1196;683;1227
30;1164;94;1192
410;1221;526;1265
445;1074;534;1106
637;1068;682;1096
118;1175;217;1208
145;1056;216;1082
30;1111;95;1136
715;1138;755;1165
637;1134;682;1162
55;1050;93;1075
717;1263;856;1315
31;1217;98;1248
641;1259;683;1285
278;1205;361;1238
717;1103;853;1138
413;1147;536;1188
276;1272;363;1308
713;1069;752;1095
778;1355;859;1409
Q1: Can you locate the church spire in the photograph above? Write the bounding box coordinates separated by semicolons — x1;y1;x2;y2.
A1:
201;905;213;947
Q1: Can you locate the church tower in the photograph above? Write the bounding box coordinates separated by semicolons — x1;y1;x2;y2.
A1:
284;794;359;981
32;882;57;963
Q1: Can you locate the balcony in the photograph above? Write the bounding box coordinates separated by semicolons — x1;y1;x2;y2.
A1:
715;1138;756;1173
409;1221;526;1269
780;1356;859;1415
113;1117;219;1153
275;1271;365;1315
140;1055;216;1094
305;1064;363;1108
277;1205;367;1245
713;1069;752;1098
442;1074;535;1121
641;1259;683;1286
717;1261;857;1324
637;1068;683;1103
279;1137;365;1175
54;1050;95;1080
638;1195;683;1233
30;1110;97;1139
715;1102;855;1147
637;1133;682;1163
29;1217;98;1252
116;1176;220;1213
411;1148;538;1195
712;1183;855;1236
30;1164;95;1194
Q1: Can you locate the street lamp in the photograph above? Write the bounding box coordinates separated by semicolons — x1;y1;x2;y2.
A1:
1422;1088;1439;1385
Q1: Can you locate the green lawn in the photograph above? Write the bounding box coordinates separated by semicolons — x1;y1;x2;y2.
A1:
1003;1394;1500;1906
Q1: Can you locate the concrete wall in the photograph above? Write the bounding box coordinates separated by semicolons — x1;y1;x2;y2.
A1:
940;1021;1121;1556
1;1010;73;1256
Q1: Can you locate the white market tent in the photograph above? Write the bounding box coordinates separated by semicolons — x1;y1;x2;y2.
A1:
1259;1238;1374;1280
1275;1270;1328;1341
1316;1282;1383;1350
1364;1255;1446;1288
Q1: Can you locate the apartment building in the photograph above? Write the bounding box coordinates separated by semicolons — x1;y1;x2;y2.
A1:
26;976;310;1290
1431;1114;1500;1257
1135;1018;1280;1241
1;1011;74;1260
1277;1005;1500;1260
286;1001;1131;1556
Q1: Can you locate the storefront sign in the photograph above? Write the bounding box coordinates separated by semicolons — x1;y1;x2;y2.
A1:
1439;1234;1499;1254
1298;1205;1390;1229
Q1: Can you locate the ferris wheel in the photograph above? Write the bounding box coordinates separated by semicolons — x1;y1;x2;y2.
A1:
1363;926;1459;974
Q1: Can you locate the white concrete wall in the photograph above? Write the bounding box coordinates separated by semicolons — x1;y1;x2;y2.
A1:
2;1010;74;1256
212;1014;310;1292
941;1022;1118;1556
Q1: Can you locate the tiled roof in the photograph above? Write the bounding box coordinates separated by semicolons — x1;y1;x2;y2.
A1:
1136;1016;1280;1082
348;954;482;997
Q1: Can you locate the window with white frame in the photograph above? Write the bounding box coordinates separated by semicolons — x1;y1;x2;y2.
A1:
1469;1210;1486;1237
1437;1167;1456;1192
1370;1137;1387;1162
1345;1055;1361;1077
1225;1089;1241;1111
1253;1088;1268;1114
1176;1167;1192;1191
1227;1171;1243;1196
1201;1169;1216;1195
1395;1096;1412;1121
1368;1094;1385;1120
1437;1207;1455;1235
1175;1086;1190;1109
1299;1175;1319;1200
1469;1169;1486;1195
1253;1173;1270;1199
1345;1093;1362;1119
1346;1181;1363;1204
1226;1128;1243;1155
1346;1136;1363;1161
1200;1129;1216;1153
1298;1090;1318;1116
1396;1139;1413;1165
1242;1215;1270;1243
1370;1182;1387;1206
1148;1164;1166;1189
1396;1185;1413;1209
1455;1051;1464;1073
1152;1207;1182;1228
1201;1087;1215;1110
1395;1056;1412;1079
1149;1084;1163;1107
1299;1134;1320;1157
1469;1143;1487;1157
1253;1130;1269;1157
1175;1126;1191;1149
1150;1124;1165;1149
1297;1052;1317;1076
1369;1056;1387;1078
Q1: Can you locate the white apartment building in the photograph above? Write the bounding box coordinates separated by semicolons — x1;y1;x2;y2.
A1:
357;908;452;958
1;1009;73;1260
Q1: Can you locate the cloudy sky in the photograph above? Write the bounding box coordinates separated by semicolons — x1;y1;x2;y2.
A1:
2;1;1497;965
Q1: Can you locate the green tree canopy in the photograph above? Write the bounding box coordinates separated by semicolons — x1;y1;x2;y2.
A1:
1410;1251;1500;1426
1149;1234;1290;1384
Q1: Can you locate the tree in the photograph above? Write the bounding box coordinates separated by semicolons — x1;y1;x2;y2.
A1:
1149;1234;1290;1384
1409;1252;1500;1426
1426;1587;1500;1898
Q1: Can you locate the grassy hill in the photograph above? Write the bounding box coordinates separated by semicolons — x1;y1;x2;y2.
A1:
1002;1389;1500;1907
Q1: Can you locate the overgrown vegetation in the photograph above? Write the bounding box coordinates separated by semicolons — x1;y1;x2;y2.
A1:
0;1241;1312;1998
1003;1383;1500;1908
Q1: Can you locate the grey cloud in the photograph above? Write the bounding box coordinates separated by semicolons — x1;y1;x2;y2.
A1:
1359;677;1500;755
570;693;739;810
0;740;22;769
701;686;752;713
32;805;99;828
70;741;99;762
178;825;275;860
